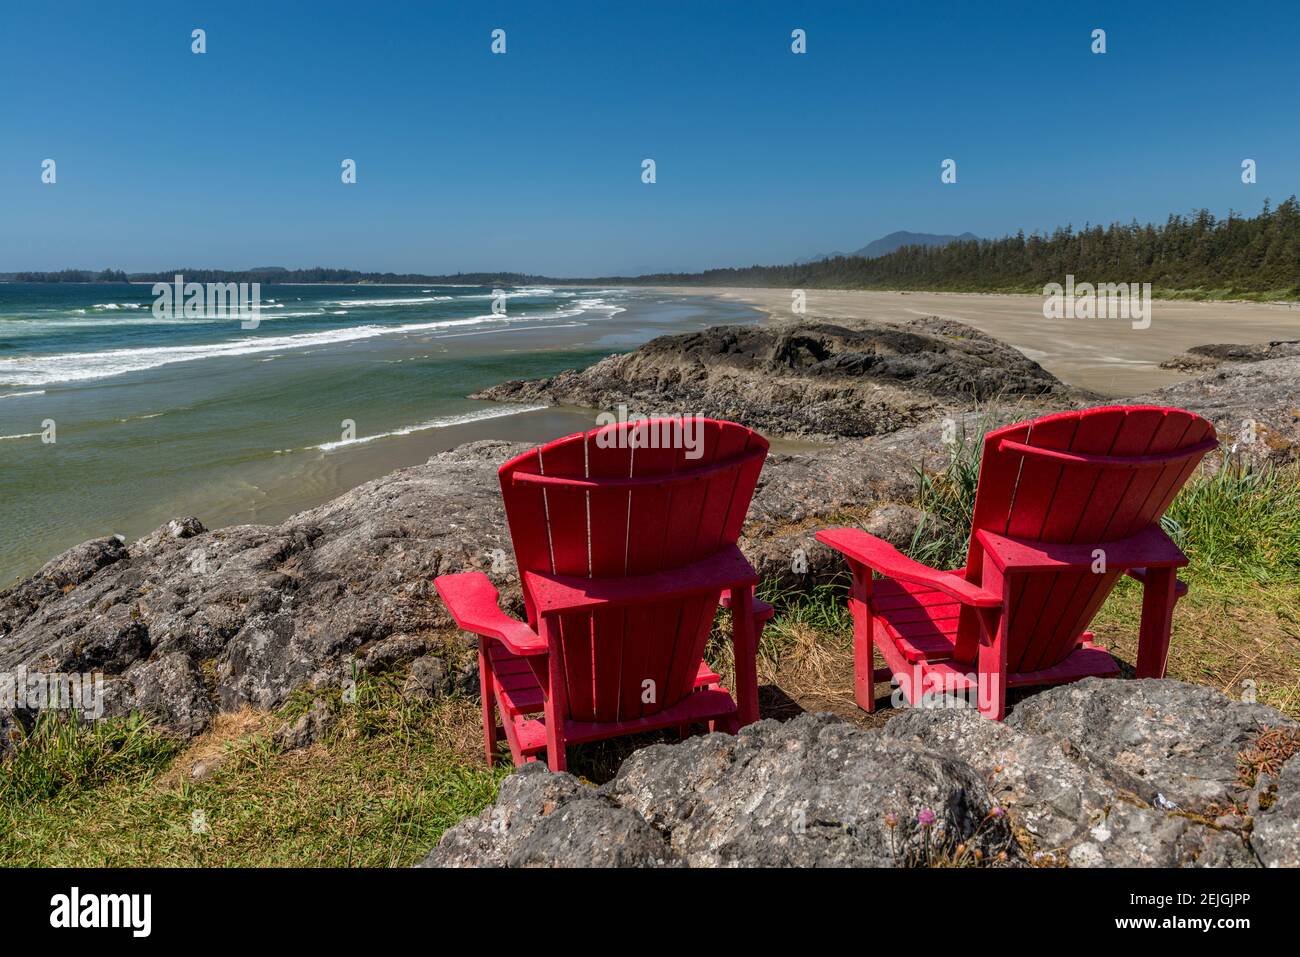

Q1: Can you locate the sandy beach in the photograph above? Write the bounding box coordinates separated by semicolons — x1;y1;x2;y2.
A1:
649;287;1300;396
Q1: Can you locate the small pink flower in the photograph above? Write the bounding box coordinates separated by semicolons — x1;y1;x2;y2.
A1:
917;808;936;827
991;806;1005;818
884;812;898;829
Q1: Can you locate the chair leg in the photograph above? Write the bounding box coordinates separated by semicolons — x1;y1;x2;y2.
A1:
542;621;568;772
478;639;499;767
849;563;877;713
730;584;760;726
712;714;741;734
976;606;1008;720
1136;566;1178;678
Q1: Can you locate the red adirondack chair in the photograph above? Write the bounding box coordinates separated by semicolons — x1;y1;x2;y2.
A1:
435;417;771;771
817;405;1218;719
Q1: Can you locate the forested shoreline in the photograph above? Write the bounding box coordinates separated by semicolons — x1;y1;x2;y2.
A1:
620;198;1300;298
7;198;1297;299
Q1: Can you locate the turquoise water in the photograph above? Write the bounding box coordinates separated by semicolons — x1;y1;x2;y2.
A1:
0;283;761;584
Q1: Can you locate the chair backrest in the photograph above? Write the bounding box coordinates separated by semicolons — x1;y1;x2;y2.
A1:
498;417;769;723
959;405;1216;672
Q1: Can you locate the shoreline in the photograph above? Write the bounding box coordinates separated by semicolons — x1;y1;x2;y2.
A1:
0;289;763;586
642;286;1300;396
4;284;1296;585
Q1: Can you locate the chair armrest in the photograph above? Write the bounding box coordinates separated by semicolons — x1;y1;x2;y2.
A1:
816;527;1001;608
433;572;547;656
976;524;1188;574
1126;566;1190;599
524;545;759;619
720;589;775;622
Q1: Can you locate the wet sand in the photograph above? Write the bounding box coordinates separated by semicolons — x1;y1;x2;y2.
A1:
647;287;1300;396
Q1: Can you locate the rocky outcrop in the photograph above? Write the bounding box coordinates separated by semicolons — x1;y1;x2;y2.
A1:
474;319;1073;438
1137;356;1300;467
1161;340;1300;372
424;679;1299;868
0;441;526;736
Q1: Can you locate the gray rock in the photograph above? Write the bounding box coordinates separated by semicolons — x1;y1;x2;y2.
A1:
131;516;208;556
885;682;1270;868
1161;340;1300;372
1005;678;1294;812
422;763;676;867
0;442;524;735
1137;356;1300;468
1253;755;1300;867
605;713;1013;867
428;713;1014;867
402;655;448;702
360;634;434;672
189;754;226;782
424;681;1296;868
863;503;942;549
0;708;26;761
114;652;215;736
474;319;1072;439
273;697;336;751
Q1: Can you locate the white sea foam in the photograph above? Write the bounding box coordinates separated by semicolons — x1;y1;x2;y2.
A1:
0;431;41;441
313;404;548;451
0;291;627;387
0;313;509;386
326;296;455;307
456;289;557;300
0;389;46;399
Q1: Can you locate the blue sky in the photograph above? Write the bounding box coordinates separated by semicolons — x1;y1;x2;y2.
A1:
1;1;1296;275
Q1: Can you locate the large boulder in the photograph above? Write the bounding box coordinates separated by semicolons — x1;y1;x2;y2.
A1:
422;679;1299;868
0;441;524;735
474;319;1072;439
421;764;676;868
1161;340;1300;372
1253;754;1300;867
427;713;1014;868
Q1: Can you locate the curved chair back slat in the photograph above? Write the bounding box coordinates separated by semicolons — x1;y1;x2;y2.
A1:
958;405;1216;673
498;417;769;723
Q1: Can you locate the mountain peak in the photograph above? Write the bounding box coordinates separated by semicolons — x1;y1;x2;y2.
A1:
799;231;979;264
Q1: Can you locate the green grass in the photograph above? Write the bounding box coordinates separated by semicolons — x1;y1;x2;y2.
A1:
909;425;984;570
1;711;183;806
0;674;507;867
1161;460;1300;586
1096;460;1300;715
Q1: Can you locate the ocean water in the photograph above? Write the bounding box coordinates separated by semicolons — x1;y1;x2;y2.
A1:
0;282;762;585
